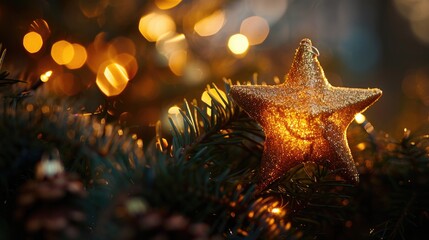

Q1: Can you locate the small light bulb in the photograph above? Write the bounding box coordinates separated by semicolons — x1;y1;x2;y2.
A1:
354;113;366;124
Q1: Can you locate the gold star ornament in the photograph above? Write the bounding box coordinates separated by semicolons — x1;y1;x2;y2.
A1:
229;39;382;191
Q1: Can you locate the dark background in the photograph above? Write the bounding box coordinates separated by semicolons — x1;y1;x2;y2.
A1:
0;0;428;137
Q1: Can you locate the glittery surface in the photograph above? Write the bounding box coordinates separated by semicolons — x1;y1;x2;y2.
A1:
229;38;382;191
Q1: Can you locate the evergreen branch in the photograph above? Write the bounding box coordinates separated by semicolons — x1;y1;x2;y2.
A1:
347;124;429;240
0;46;26;90
0;45;6;70
127;150;287;238
266;163;354;236
166;82;263;178
141;82;293;238
0;78;26;86
0;93;144;222
387;193;416;240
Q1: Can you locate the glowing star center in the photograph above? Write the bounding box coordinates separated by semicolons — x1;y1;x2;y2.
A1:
264;109;325;141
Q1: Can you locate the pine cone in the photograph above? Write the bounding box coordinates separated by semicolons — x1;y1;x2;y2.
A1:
14;160;87;240
106;196;215;240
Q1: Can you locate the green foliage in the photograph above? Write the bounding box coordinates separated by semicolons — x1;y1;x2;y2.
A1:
0;90;144;235
155;82;356;239
1;74;428;240
161;81;429;239
168;83;263;181
366;127;429;240
0;46;25;88
126;82;289;238
266;163;354;236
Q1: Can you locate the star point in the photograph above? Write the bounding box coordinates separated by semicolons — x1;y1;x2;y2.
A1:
229;39;382;191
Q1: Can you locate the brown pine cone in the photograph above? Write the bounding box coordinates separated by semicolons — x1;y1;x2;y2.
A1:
106;196;216;240
14;160;87;240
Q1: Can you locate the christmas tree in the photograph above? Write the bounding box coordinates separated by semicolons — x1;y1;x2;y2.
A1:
1;1;429;239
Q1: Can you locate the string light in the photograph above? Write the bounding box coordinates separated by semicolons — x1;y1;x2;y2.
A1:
137;139;143;148
356;142;366;151
354;113;366;124
36;150;64;180
270;208;281;214
40;70;53;82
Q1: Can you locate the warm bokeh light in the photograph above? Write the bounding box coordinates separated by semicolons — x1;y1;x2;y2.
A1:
285;222;292;230
93;32;109;51
51;40;75;65
201;88;227;106
108;37;136;57
356;142;366;151
156;33;187;57
167;105;184;131
155;33;188;76
183;60;208;85
248;0;288;24
23;31;43;53
86;32;111;73
87;34;138;84
267;202;286;217
155;0;182;10
66;44;87;69
104;63;128;87
201;88;227;115
168;105;181;115
411;20;429;44
240;16;270;45
36;158;64;180
138;13;176;42
401;69;429;105
96;62;129;96
228;34;249;55
354;113;366;124
394;0;429;21
270;208;281;214
125;197;148;214
168;50;187;76
114;53;138;79
394;0;429;44
194;10;225;37
40;70;53;82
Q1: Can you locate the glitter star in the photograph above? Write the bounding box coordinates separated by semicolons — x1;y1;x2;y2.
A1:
230;38;382;191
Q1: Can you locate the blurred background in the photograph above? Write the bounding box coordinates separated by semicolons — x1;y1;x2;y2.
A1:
0;0;428;138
